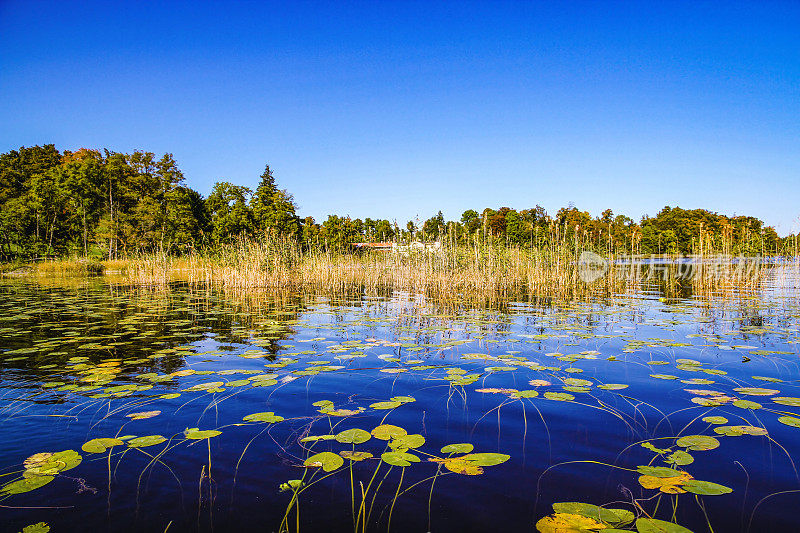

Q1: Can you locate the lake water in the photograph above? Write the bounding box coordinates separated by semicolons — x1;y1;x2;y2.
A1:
1;269;799;532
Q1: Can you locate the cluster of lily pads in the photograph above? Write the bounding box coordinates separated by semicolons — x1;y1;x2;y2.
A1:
0;277;798;531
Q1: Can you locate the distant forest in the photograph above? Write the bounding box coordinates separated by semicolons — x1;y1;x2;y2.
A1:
0;145;792;260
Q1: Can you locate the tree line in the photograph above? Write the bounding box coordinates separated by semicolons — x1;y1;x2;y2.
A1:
0;145;793;260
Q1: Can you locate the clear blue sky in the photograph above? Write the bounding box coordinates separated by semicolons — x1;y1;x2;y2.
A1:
1;1;798;235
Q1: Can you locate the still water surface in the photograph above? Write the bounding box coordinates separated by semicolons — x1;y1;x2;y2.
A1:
1;272;799;532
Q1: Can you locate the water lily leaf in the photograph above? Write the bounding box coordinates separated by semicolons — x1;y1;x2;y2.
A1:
279;479;304;492
126;410;161;420
675;435;720;451
441;457;483;475
665;450;694;466
82;438;124;453
650;374;678;380
1;475;54;495
243;412;284;423
732;387;779;396
371;424;407;441
370;401;402;410
299;435;336;442
544;392;575;401
312;399;334;412
389;433;425;450
536;512;606;532
713;425;768;437
552;502;635;525
642;442;671;454
441;443;474;454
639;472;693;493
184;428;222;439
636;466;683;478
635;517;694;533
339;450;373;461
390;396;416;403
702;416;728;424
381;451;420;467
598;384;629;390
733;399;762;410
512;390;539;398
682;479;733;495
326;408;363;417
127;435;167;448
335;428;371;444
773;397;800;407
304;451;344;472
22;522;50;533
461;452;510;466
778;416;800;428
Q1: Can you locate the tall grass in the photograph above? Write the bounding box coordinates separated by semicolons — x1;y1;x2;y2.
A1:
122;232;793;300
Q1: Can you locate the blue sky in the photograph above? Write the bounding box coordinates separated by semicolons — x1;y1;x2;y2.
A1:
1;1;798;235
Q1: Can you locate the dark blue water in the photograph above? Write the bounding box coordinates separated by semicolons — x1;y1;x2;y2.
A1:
0;274;798;532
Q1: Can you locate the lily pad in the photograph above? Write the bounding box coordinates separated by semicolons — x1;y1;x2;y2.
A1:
184;428;222;439
1;475;54;495
371;424;407;440
636;466;683;478
335;428;372;444
82;438;124;453
778;416;800;428
461;452;510;466
304;451;344;472
675;435;720;451
635;518;694;533
732;387;779;396
243;412;284;423
370;400;402;410
339;450;373;461
127;435;167;448
441;443;474;454
544;392;575;401
552;502;634;525
381;451;420;467
682;479;733;495
713;425;768;437
389;433;425;450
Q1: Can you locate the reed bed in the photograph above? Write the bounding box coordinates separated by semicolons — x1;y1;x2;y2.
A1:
121;234;793;301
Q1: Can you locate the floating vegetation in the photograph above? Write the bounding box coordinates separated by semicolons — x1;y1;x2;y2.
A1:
0;268;798;531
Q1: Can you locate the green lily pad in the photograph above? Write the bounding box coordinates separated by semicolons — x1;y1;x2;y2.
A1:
733;399;762;410
381;451;420;467
371;424;407;440
682;479;733;495
702;416;728;424
665;450;694;466
184;428;222;439
778;416;800;428
552;502;634;525
461;452;510;466
304;451;344;472
675;435;720;451
335;428;372;444
1;475;54;495
636;466;683;478
441;443;474;454
370;400;402;410
299;435;337;442
127;435;167;448
773;397;800;407
544;392;575;401
598;384;629;390
82;438;124;453
713;425;768;437
512;390;539;398
279;479;304;492
635;518;694;533
243;412;284;423
390;396;416;403
22;522;50;533
389;434;426;450
733;387;779;396
339;450;373;461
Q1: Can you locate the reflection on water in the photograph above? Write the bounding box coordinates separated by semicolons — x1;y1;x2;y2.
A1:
0;269;798;532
